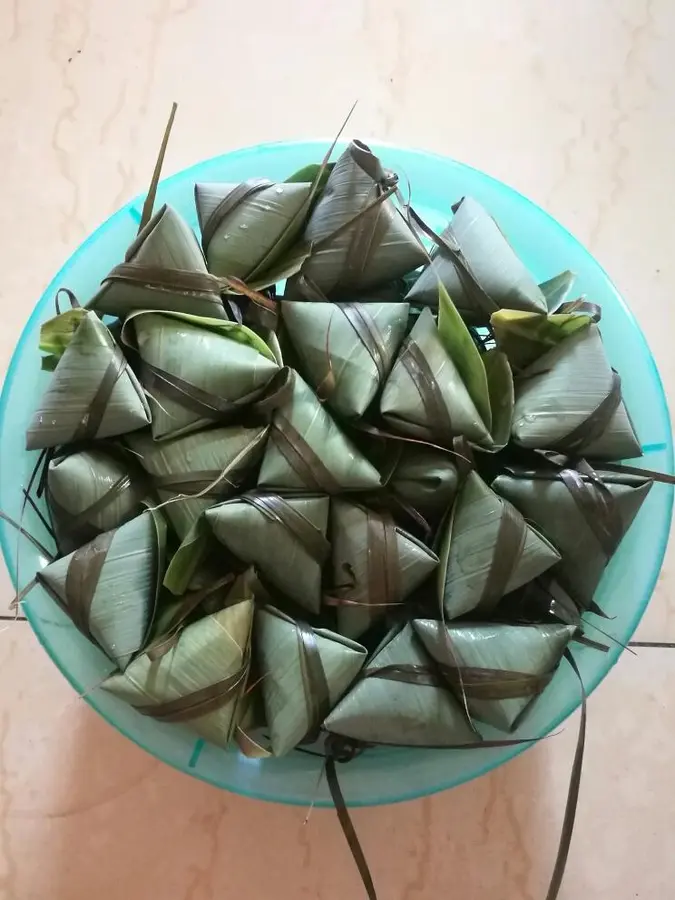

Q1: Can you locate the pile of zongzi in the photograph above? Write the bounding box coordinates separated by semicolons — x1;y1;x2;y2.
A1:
26;132;655;764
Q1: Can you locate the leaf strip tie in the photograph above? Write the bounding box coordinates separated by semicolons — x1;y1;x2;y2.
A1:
104;263;222;296
138;102;177;234
153;469;242;498
295;620;331;743
366;508;401;608
54;288;81;315
553;299;602;322
270;413;343;494
339;303;388;382
62;529;115;638
135;656;249;723
439;665;552;700
48;474;138;545
364;663;443;687
341;190;390;288
554;369;623;453
72;348;128;442
140;359;266;420
475;498;528;614
544;650;586;900
558;467;622;558
599;462;675;485
325;738;378;900
326;651;586;900
399;339;455;446
241;492;330;565
405;204;498;319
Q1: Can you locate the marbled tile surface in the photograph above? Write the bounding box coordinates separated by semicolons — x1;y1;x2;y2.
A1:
0;1;674;897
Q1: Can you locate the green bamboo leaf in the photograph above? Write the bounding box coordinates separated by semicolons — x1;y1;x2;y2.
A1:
163;517;211;596
406;197;547;321
382;445;459;523
437;282;492;432
482;349;514;451
538;270;576;310
195;181;314;280
126;308;276;361
247;106;358;286
247;241;312;291
39;308;86;359
380;307;491;447
285;162;334;185
491;309;592;370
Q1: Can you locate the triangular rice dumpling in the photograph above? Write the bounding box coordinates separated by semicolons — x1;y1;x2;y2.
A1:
26;312;151;450
47;447;146;554
413;620;576;732
380;308;491;447
195;180;313;279
323;623;476;746
101;591;254;748
87;205;227;319
123;310;279;441
493;470;652;611
330;500;439;639
378;444;459;527
286;141;427;297
257;371;381;492
256;606;366;755
405;196;547;321
36;510;165;669
205;493;330;613
127;424;268;540
281;300;409;419
438;471;560;620
512;323;641;459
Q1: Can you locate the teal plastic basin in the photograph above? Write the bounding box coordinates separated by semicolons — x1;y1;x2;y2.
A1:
0;140;672;807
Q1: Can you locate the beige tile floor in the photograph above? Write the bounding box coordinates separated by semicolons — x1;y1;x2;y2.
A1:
1;1;674;897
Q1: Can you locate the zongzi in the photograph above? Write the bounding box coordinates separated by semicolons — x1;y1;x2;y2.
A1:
26;312;151;451
324;623;477;746
205;492;330;613
413;619;576;732
256;606;366;755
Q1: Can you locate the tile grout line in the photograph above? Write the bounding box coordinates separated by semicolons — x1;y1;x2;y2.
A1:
628;641;675;648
